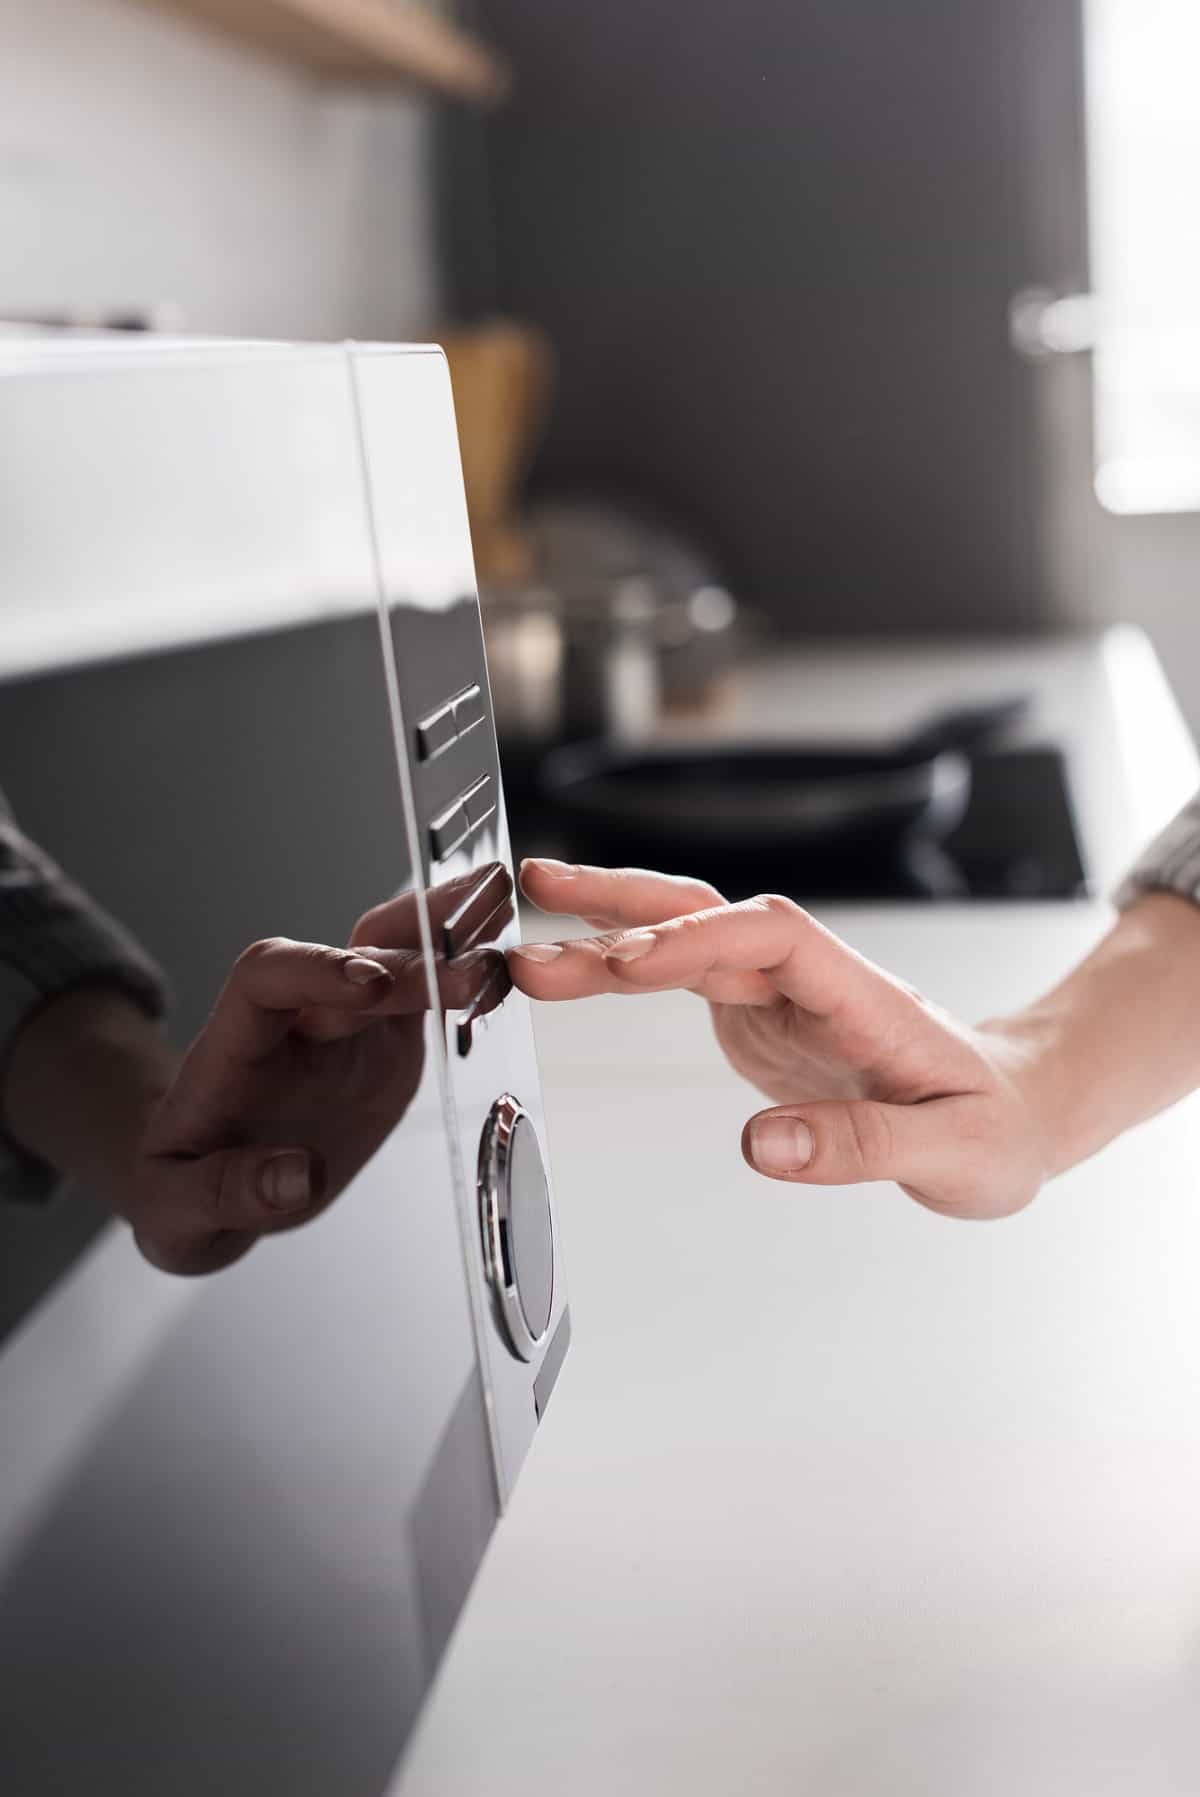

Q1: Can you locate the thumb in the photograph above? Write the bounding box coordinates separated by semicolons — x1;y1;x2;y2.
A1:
742;1096;983;1204
203;1143;328;1229
132;1144;327;1276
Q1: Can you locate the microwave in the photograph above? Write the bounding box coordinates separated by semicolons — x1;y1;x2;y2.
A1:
0;340;568;1792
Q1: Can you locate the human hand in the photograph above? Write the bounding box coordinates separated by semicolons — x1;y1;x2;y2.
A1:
511;861;1053;1219
3;871;502;1274
127;935;437;1273
133;868;509;1274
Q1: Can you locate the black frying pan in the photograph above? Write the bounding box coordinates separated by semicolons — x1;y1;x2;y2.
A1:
537;697;1029;892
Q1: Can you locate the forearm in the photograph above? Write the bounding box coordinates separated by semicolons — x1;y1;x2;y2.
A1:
2;987;177;1210
984;892;1200;1177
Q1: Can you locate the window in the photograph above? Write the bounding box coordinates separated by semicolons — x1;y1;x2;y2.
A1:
1086;0;1200;513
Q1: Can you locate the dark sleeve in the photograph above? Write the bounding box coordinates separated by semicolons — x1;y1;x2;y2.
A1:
0;794;167;1202
1114;790;1200;912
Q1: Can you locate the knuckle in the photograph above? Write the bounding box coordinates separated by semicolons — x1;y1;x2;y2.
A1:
655;908;715;961
353;904;385;942
753;892;805;924
843;1101;894;1178
678;875;725;910
210;1152;245;1221
301;940;341;966
895;976;937;1016
237;935;292;971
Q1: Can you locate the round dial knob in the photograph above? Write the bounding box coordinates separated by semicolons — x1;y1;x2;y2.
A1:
477;1095;554;1361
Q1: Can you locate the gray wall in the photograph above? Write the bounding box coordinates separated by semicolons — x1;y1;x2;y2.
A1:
448;0;1089;636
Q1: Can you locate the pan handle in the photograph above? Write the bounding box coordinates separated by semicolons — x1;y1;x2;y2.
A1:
895;695;1029;764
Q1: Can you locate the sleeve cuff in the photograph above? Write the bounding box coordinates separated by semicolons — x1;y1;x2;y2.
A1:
1114;790;1200;912
0;909;168;1206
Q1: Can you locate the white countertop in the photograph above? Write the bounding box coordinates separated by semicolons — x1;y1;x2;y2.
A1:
396;630;1200;1797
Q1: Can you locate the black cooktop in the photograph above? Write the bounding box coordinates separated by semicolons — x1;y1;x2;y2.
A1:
771;746;1089;902
512;745;1089;903
928;745;1089;901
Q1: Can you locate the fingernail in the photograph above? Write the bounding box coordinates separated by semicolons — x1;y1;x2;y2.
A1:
510;942;564;964
261;1151;312;1212
522;857;576;880
605;933;656;963
448;945;491;971
749;1116;815;1174
344;955;391;986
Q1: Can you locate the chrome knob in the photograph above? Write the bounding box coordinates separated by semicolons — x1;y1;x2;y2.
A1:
477;1095;554;1361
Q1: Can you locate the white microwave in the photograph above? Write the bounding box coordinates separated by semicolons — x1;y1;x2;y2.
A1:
0;339;568;1792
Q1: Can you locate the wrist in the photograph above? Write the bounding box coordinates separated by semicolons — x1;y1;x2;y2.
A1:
975;1009;1087;1180
3;986;176;1204
977;891;1200;1182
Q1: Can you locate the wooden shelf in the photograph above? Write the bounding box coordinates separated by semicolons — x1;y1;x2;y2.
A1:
143;0;510;103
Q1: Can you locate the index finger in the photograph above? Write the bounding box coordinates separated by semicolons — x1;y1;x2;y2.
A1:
511;893;903;1020
518;860;724;928
351;866;493;952
201;938;398;1064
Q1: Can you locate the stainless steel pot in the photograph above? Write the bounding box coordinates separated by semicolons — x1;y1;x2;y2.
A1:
480;499;740;755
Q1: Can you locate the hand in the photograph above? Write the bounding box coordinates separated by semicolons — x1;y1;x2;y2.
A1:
132;867;506;1275
511;861;1053;1219
4;869;515;1274
130;936;434;1273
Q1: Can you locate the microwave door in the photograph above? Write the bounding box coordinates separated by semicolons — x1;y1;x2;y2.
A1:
350;347;571;1503
0;349;499;1793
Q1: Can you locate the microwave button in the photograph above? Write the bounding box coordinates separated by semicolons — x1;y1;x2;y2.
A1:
455;957;512;1057
453;683;486;736
415;704;457;762
463;776;496;832
443;862;513;959
430;806;470;862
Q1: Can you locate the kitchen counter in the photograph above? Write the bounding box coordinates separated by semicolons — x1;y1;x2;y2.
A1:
396;631;1200;1796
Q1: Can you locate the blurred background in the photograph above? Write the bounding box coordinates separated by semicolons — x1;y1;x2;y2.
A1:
2;0;1198;896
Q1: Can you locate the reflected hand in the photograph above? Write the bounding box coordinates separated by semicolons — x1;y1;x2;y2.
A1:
511;861;1050;1218
4;868;514;1274
132;936;435;1273
136;875;503;1272
5;934;441;1277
